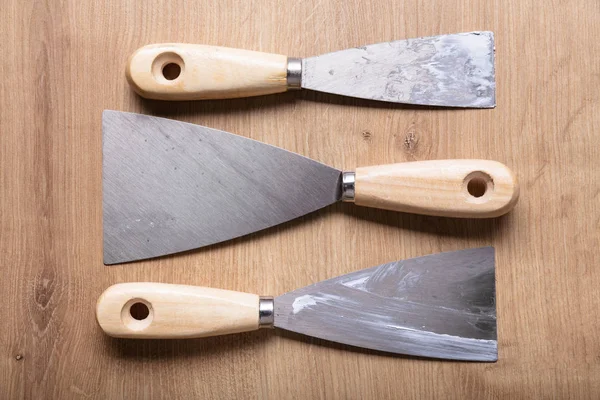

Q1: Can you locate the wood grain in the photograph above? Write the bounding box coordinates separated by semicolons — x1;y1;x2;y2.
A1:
96;283;260;339
354;159;519;217
1;0;598;398
127;44;288;100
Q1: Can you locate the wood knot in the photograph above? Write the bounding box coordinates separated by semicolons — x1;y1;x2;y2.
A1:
403;131;418;150
362;130;372;141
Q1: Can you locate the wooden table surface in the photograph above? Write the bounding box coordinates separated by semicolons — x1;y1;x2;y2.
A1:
2;0;599;398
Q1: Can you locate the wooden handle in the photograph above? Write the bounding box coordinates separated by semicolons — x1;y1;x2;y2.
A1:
354;160;519;218
96;283;260;338
126;43;289;100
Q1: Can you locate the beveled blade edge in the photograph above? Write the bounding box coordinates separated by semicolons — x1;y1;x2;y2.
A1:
302;31;496;108
102;111;342;264
279;327;497;362
274;247;497;361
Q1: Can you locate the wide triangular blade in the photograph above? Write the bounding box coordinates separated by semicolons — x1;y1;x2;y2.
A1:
274;247;497;361
302;32;495;108
102;111;341;264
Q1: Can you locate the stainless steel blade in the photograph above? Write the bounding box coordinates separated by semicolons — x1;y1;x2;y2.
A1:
302;32;495;108
102;111;341;264
274;247;497;361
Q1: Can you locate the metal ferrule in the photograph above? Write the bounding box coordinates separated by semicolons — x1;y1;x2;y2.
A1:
286;58;302;89
341;171;356;202
259;297;275;328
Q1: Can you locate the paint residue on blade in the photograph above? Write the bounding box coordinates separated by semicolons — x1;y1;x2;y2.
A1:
292;295;318;314
275;247;497;361
302;32;495;108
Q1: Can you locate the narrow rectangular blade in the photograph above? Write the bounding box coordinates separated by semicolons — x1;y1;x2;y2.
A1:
102;111;341;264
302;32;495;108
274;247;497;361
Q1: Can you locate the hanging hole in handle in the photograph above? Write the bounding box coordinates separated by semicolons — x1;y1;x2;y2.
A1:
463;171;494;203
121;299;153;331
130;302;150;320
151;52;184;83
162;63;181;80
467;177;487;197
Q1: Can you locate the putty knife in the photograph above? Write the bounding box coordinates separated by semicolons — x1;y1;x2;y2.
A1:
126;31;495;107
96;248;497;361
102;111;519;264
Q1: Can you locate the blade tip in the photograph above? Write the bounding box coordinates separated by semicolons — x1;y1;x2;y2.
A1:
462;30;494;43
484;345;499;362
474;354;498;362
103;246;129;265
478;245;496;258
470;94;496;109
102;109;120;121
103;253;119;265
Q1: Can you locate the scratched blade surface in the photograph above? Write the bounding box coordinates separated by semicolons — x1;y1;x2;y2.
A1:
302;32;495;108
275;247;497;361
102;111;341;264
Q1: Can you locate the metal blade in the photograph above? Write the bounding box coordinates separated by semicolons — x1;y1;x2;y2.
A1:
302;32;495;108
274;247;497;361
102;111;341;264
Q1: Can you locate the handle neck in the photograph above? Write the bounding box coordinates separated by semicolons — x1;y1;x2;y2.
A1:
259;297;275;328
341;171;356;202
286;58;302;89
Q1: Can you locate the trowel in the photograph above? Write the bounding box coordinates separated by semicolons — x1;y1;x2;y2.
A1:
126;32;495;107
96;247;497;361
102;111;518;264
